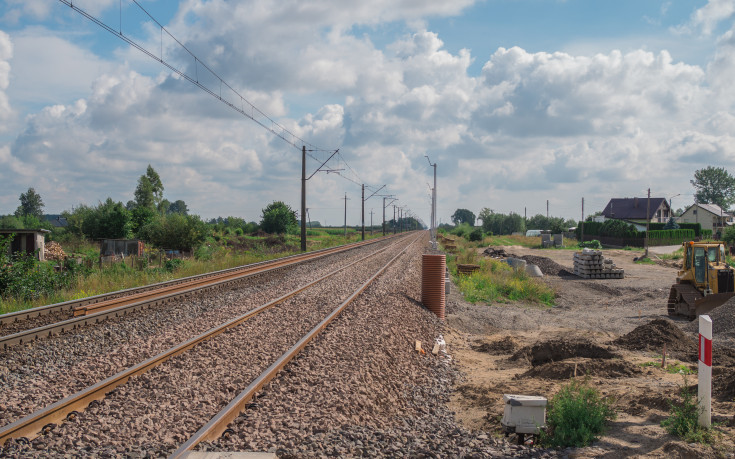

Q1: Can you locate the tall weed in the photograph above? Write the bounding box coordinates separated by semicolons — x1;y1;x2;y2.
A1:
541;377;616;447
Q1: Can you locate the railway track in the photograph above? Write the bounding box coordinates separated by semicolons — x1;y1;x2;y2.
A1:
0;235;397;348
0;233;421;455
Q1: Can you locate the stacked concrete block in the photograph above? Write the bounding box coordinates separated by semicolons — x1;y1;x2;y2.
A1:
541;234;552;248
573;249;624;279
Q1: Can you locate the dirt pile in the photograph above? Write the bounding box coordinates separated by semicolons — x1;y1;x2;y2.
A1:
714;368;735;401
519;359;642;380
613;319;696;361
482;247;514;258
471;335;519;355
511;338;619;366
44;241;66;261
517;255;568;276
682;298;735;340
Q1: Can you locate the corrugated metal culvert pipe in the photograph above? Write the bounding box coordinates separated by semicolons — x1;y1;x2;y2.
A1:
421;254;446;319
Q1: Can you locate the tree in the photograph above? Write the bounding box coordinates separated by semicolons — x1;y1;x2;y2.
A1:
15;187;44;218
451;209;476;226
663;217;680;230
134;165;165;210
723;225;735;246
138;214;206;251
168;200;189;215
81;198;132;239
260;201;298;234
691;166;735;210
130;206;157;237
0;215;24;229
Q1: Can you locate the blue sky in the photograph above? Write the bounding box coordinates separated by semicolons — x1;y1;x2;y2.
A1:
1;0;733;226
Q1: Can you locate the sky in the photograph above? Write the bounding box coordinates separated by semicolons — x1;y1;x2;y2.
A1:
1;0;734;227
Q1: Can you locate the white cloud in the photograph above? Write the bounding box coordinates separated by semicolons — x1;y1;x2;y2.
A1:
4;0;735;224
689;0;735;36
0;30;12;123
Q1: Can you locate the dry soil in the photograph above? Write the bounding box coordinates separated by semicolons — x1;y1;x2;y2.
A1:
446;246;735;458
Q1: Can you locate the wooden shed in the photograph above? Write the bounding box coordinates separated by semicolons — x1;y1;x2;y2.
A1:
0;229;50;261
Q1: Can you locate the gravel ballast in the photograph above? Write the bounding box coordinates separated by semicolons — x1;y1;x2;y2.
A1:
0;237;406;427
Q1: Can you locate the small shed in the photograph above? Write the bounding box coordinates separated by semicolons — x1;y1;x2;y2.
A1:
99;239;145;257
0;229;50;261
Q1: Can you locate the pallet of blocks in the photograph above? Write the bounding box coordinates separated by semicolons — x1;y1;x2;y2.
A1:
573;249;624;279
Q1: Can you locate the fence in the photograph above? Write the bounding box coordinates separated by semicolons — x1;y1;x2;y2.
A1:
581;235;693;248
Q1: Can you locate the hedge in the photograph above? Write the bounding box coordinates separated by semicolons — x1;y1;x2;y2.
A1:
578;221;698;242
648;229;695;240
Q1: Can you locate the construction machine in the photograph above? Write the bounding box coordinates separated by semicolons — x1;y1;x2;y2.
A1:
668;241;735;320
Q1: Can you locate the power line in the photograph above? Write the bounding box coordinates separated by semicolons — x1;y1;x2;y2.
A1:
56;0;370;188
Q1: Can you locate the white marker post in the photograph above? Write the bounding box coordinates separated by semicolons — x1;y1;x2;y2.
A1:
698;314;712;428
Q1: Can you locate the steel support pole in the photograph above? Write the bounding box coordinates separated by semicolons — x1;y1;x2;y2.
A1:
361;184;365;241
343;193;347;237
382;197;386;236
301;145;306;252
433;163;437;240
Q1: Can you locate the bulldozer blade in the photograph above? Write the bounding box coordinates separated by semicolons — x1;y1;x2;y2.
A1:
694;292;735;317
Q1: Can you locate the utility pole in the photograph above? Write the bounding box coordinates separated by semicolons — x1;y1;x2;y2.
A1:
547;200;549;219
581;197;585;244
645;188;651;258
343;193;349;237
382;197;386;236
361;184;365;241
393;205;397;234
301;145;306;252
426;156;437;246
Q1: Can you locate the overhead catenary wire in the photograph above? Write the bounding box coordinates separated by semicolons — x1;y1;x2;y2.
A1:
55;0;377;193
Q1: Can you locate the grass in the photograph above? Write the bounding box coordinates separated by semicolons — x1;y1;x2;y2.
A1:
441;237;556;307
640;361;696;375
540;377;616;447
634;257;656;265
0;229;386;315
661;376;718;444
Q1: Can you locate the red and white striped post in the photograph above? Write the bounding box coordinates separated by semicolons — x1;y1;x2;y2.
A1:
698;314;712;428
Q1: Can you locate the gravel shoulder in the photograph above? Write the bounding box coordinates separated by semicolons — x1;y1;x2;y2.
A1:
446;245;735;458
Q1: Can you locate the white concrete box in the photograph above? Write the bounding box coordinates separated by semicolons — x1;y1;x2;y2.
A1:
501;394;547;434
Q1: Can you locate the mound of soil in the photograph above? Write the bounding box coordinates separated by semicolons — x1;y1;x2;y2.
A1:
482;247;515;258
582;282;624;297
517;359;641;380
616;391;673;416
511;339;619;366
517;255;568;276
714;368;735;401
613;319;697;362
682;297;735;340
471;335;519;355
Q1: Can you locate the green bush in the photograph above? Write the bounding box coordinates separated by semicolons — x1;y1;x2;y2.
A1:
450;223;473;238
163;258;185;273
468;228;484;242
541;378;616;447
0;234;80;301
579;240;602;249
661;377;716;443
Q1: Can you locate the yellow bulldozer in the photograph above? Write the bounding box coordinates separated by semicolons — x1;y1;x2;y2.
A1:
668;241;735;320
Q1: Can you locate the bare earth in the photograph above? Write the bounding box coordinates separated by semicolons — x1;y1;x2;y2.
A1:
445;246;735;458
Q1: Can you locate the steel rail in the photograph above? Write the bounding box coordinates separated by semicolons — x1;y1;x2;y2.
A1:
170;233;422;458
0;235;393;325
0;234;414;445
0;237;398;348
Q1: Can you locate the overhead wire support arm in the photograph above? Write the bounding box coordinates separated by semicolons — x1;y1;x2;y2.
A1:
306;149;340;181
364;185;386;202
